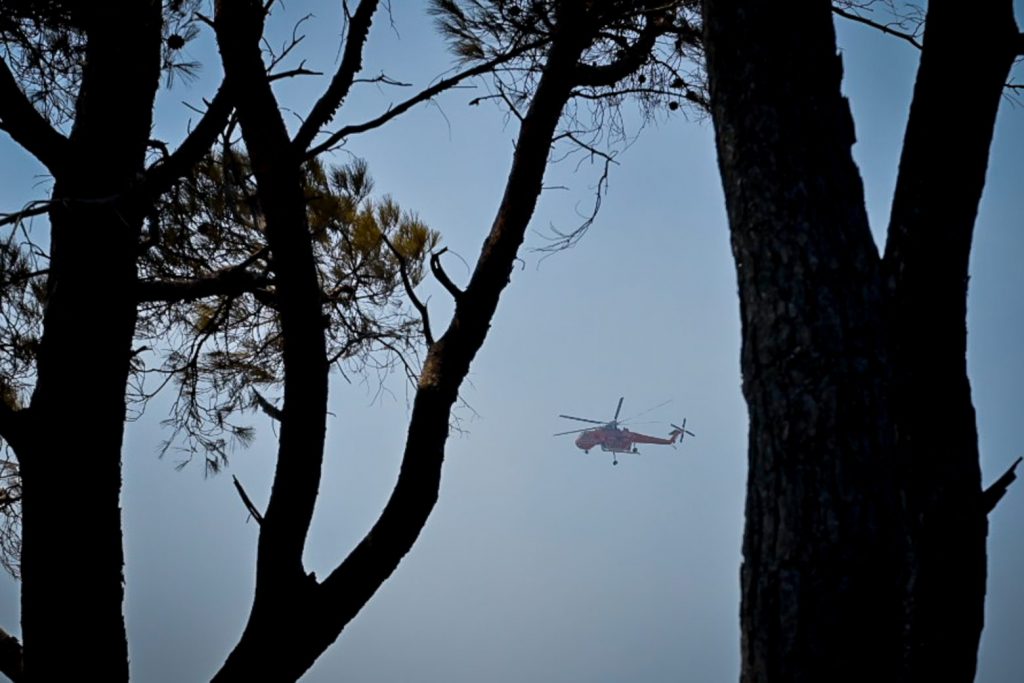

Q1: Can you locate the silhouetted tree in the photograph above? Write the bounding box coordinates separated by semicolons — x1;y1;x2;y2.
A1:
0;1;698;680
210;1;698;679
703;0;1022;681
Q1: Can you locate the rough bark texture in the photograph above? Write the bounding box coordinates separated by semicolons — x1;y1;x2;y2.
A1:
704;0;1019;681
882;2;1018;678
16;4;163;681
705;3;903;680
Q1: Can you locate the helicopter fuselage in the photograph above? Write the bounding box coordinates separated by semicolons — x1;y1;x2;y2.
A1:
574;426;676;454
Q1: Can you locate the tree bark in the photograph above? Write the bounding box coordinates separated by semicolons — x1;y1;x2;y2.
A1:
704;2;904;681
17;4;163;680
883;1;1019;679
705;0;1020;681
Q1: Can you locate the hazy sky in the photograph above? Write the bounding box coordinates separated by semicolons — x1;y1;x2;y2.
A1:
1;3;1023;682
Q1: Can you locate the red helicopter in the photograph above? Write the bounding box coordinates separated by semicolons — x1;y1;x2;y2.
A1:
555;397;694;465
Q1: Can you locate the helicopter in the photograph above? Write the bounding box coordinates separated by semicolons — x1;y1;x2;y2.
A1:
555;397;694;465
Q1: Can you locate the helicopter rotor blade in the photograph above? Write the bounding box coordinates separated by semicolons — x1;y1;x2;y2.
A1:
558;415;605;424
613;397;624;422
620;399;672;424
554;427;595;436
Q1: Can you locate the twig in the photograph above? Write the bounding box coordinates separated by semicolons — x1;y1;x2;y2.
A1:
232;475;264;524
831;6;922;49
0;202;50;228
304;39;546;158
379;232;433;345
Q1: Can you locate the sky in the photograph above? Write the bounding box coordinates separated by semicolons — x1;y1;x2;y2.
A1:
1;3;1023;682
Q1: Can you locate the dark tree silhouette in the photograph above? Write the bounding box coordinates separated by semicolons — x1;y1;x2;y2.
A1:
0;1;698;680
703;0;1022;681
210;1;697;679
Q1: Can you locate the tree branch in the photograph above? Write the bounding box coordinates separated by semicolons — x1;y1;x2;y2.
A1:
135;254;269;304
575;9;665;87
0;202;50;229
430;248;463;301
251;389;283;422
316;14;591;659
831;6;923;49
232;475;264;525
292;0;380;153
304;39;546;159
0;56;69;175
144;83;234;198
379;233;433;345
983;456;1022;514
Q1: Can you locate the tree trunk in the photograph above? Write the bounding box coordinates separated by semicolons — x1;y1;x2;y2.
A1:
882;2;1018;679
18;4;162;680
704;2;905;680
704;0;1020;681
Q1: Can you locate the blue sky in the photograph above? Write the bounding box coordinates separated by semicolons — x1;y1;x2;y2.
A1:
1;3;1023;681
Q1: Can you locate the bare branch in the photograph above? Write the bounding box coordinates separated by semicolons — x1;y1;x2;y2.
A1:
0;56;69;174
575;10;665;87
379;233;433;346
251;388;283;422
0;202;50;229
983;456;1023;514
232;475;264;524
144;83;234;198
267;66;322;82
832;6;923;49
292;0;381;152
429;248;463;301
305;39;546;159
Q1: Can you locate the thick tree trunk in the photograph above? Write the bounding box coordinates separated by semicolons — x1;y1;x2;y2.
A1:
705;0;1020;681
17;4;162;680
704;2;905;681
882;2;1019;679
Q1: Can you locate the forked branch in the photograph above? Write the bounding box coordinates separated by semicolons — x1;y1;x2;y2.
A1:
430;248;463;301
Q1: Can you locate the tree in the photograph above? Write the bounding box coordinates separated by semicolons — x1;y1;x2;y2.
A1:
702;1;1022;681
210;1;697;678
0;1;697;680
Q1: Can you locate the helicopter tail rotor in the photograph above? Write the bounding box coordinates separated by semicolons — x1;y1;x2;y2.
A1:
670;418;695;444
